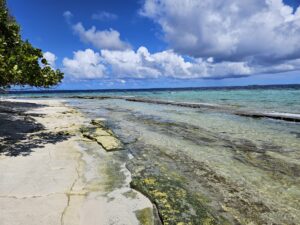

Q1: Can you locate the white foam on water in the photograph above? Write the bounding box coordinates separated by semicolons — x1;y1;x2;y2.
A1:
267;112;300;119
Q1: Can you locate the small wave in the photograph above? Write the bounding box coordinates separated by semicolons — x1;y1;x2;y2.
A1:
234;111;300;122
266;112;300;120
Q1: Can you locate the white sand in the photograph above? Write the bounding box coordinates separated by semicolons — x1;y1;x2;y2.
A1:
0;99;155;225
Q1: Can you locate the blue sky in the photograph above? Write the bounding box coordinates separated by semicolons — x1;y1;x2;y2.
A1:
8;0;300;89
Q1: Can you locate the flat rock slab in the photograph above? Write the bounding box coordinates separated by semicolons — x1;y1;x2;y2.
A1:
94;135;122;151
0;100;155;225
81;121;123;151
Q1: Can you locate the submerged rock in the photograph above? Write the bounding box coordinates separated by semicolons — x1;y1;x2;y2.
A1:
131;174;224;225
81;119;122;151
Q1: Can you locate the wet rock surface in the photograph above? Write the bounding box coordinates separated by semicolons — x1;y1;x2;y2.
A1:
80;119;122;151
68;98;300;225
127;143;231;225
124;125;299;224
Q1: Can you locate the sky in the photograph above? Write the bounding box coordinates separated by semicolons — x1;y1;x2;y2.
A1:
7;0;300;89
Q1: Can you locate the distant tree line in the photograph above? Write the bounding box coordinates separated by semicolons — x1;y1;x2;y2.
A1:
0;0;63;89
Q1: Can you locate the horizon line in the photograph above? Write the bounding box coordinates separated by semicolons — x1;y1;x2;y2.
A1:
6;83;300;94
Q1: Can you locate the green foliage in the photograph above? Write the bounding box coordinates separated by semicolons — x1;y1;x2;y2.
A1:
0;0;63;88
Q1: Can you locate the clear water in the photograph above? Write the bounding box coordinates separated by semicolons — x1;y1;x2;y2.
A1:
6;86;300;114
65;93;300;224
4;86;300;224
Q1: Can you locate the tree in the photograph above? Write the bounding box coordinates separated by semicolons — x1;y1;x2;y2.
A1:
0;0;64;88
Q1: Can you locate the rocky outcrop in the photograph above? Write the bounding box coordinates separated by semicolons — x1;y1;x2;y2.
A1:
81;119;123;151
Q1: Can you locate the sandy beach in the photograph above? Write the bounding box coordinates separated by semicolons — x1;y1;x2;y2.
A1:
0;99;158;225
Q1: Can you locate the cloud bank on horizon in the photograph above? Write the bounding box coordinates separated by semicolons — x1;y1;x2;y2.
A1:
54;0;300;81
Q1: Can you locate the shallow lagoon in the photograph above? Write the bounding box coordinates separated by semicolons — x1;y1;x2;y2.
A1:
67;92;300;225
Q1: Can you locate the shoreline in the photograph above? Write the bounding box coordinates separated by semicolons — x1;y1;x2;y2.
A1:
67;96;300;225
0;99;158;225
1;97;300;224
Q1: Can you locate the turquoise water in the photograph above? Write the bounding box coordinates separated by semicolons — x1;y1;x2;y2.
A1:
61;86;299;224
137;89;300;113
66;94;300;224
4;86;300;224
6;86;300;114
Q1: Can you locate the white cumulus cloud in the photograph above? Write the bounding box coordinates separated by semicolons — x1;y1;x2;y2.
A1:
72;22;130;51
101;46;252;79
140;0;300;65
43;51;57;68
62;46;300;80
61;2;300;80
62;49;106;79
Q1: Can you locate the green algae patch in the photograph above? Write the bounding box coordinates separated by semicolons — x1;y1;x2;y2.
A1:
123;190;138;199
131;174;224;225
136;207;155;225
102;157;126;192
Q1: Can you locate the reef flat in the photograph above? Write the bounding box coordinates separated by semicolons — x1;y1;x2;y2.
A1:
68;97;300;225
1;95;299;225
69;95;300;122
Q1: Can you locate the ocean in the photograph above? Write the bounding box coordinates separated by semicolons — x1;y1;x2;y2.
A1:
4;84;300;224
7;84;300;113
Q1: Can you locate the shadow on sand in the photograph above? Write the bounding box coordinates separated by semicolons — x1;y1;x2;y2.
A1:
0;101;70;157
